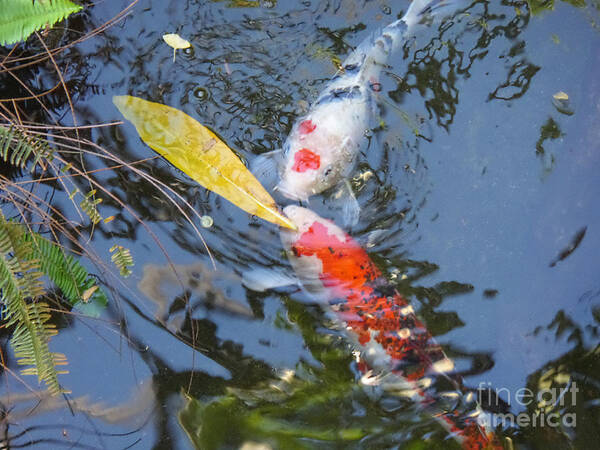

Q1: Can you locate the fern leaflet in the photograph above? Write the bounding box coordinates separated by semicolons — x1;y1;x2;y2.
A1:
0;0;82;46
80;189;102;224
25;233;108;317
0;125;54;172
110;244;133;278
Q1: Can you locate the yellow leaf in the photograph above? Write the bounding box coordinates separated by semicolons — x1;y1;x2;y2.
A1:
162;33;190;49
163;33;191;62
81;285;98;303
553;91;568;101
112;95;296;230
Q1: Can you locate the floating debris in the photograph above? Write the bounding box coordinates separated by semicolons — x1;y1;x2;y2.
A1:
81;285;99;303
200;215;213;228
552;91;574;115
549;226;587;267
162;33;191;62
483;289;499;299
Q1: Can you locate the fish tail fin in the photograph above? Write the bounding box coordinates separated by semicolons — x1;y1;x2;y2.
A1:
402;0;466;29
372;0;464;57
345;0;465;82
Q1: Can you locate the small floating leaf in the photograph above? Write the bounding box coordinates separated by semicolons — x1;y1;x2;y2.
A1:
552;91;574;115
163;33;191;62
113;95;296;230
162;33;190;49
553;91;569;101
81;285;98;303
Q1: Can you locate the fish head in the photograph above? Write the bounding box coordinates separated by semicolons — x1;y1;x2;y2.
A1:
281;205;322;233
280;205;348;249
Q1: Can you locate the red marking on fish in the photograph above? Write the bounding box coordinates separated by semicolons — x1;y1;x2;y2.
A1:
292;148;321;172
290;219;503;450
298;119;316;135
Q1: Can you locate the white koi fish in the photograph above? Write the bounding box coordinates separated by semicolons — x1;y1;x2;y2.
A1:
255;0;464;225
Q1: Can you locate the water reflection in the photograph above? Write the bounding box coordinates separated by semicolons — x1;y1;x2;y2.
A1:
138;262;254;326
509;301;600;448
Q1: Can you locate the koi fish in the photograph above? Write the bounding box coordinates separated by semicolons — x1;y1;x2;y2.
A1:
271;205;503;449
255;0;464;225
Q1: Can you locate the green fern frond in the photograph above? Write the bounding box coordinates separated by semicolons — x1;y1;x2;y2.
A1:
110;244;133;278
0;0;82;46
25;233;108;317
0;214;65;395
0;125;54;172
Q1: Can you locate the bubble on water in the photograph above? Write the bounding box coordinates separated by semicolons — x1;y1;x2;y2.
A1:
183;47;194;57
193;87;209;101
381;5;392;15
201;215;213;228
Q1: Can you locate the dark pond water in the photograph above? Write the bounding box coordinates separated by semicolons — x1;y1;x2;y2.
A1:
1;0;600;448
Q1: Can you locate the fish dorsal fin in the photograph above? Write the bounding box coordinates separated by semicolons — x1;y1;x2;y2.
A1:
357;229;389;249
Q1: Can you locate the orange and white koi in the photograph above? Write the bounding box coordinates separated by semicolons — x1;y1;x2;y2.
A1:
279;206;503;450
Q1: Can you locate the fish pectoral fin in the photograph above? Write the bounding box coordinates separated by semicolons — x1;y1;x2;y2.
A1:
250;149;282;190
334;179;361;228
357;228;389;249
242;266;298;292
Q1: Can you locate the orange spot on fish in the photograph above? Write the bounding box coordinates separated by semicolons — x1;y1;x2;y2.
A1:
298;119;316;135
292;148;321;172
